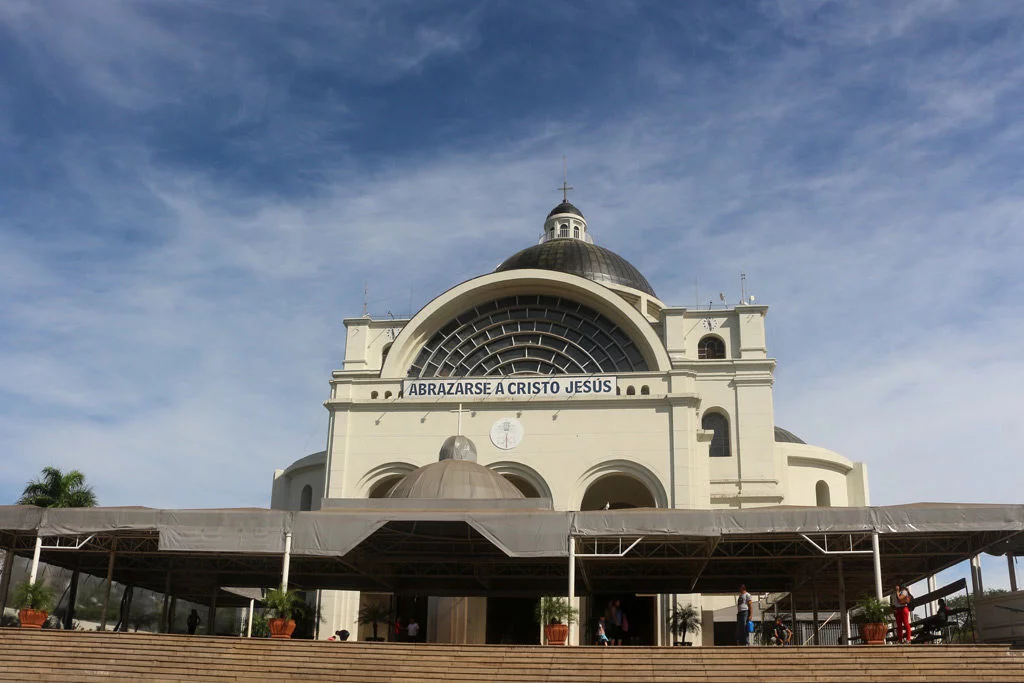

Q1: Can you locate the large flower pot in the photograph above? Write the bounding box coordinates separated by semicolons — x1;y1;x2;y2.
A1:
861;622;888;645
18;609;48;629
268;618;296;639
544;623;569;646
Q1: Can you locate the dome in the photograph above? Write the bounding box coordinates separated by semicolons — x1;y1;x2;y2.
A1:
386;460;525;500
547;201;584;219
439;435;477;462
774;427;806;444
495;239;657;297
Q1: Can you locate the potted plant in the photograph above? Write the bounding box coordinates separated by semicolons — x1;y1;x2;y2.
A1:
14;580;55;629
262;588;304;639
667;602;702;646
854;595;892;645
358;602;391;641
534;596;578;646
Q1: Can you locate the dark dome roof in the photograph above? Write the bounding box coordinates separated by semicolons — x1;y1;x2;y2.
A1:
547;201;584;219
774;427;806;444
495;239;656;296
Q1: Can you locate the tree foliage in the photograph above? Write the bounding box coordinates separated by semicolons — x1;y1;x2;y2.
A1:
17;467;97;508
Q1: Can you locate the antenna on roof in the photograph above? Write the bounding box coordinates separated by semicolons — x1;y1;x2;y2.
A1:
740;272;747;304
362;282;369;318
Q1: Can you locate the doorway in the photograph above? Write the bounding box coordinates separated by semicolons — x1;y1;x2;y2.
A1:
592;593;657;645
486;597;540;644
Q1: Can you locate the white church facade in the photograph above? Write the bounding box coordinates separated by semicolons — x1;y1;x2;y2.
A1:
270;197;870;643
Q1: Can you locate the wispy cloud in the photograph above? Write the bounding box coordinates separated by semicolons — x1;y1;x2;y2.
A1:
0;1;1021;515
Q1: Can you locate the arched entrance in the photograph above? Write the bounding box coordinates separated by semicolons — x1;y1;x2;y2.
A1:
368;477;404;499
578;468;664;645
580;473;657;511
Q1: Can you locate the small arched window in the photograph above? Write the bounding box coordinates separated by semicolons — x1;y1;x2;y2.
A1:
371;391;379;399
299;485;313;511
816;481;831;507
640;385;650;395
548;226;555;238
559;224;569;238
384;391;392;399
698;336;726;360
573;226;580;239
702;412;731;458
616;386;621;395
626;386;636;396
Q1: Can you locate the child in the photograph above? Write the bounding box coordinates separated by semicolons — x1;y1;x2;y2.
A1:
596;616;610;646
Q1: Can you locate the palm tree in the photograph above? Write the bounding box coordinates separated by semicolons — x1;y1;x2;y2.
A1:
17;466;97;628
17;467;97;508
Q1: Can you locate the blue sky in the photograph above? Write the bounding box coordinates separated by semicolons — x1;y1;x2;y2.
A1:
1;1;1022;583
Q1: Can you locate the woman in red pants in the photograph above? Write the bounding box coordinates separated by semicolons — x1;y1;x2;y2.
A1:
890;582;912;643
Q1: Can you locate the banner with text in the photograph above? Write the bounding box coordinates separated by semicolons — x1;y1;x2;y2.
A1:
403;376;618;399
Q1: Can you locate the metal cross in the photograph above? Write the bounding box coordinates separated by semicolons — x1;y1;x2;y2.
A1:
449;403;470;435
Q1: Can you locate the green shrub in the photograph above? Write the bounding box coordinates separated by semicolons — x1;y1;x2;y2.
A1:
13;581;55;611
534;596;578;625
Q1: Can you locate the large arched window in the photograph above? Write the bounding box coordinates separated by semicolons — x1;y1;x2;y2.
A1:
299;485;313;511
702;412;731;458
408;295;648;377
698;336;726;360
815;480;831;507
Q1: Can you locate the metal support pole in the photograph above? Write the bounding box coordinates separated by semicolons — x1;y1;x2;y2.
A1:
871;531;883;600
207;586;218;636
0;547;15;619
99;545;116;631
160;571;172;633
970;555;984;596
64;564;80;630
29;535;43;584
1009;554;1018;593
790;586;798;644
247;598;254;638
168;596;177;634
926;575;937;618
811;581;820;645
281;531;293;591
837;558;850;646
567;535;576;647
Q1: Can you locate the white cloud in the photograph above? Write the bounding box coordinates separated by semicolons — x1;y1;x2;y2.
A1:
1;1;1022;514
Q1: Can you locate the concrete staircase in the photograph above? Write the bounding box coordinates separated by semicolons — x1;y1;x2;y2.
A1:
2;629;1022;682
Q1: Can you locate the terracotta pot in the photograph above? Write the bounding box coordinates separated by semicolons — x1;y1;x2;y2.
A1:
18;609;48;629
861;622;888;645
268;618;296;639
544;623;569;646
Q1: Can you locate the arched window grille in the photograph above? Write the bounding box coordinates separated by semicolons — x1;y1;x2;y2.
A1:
299;485;313;511
408;294;648;377
371;391;379;399
816;480;831;507
384;391;392;399
559;224;570;238
702;412;731;457
640;385;650;395
698;336;726;360
573;226;580;239
626;385;636;396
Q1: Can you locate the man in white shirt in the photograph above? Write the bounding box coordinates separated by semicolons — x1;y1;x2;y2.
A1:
736;584;753;645
407;617;420;642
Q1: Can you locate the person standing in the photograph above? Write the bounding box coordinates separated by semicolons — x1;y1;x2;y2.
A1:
407;617;420;642
891;582;913;643
186;609;201;635
736;584;753;645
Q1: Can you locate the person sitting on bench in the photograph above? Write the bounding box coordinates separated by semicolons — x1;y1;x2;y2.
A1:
912;599;952;642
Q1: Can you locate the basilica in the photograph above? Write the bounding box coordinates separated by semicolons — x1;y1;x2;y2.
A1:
270;196;870;644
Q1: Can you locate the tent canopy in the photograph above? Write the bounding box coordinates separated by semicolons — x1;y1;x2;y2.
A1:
1;503;1020;608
